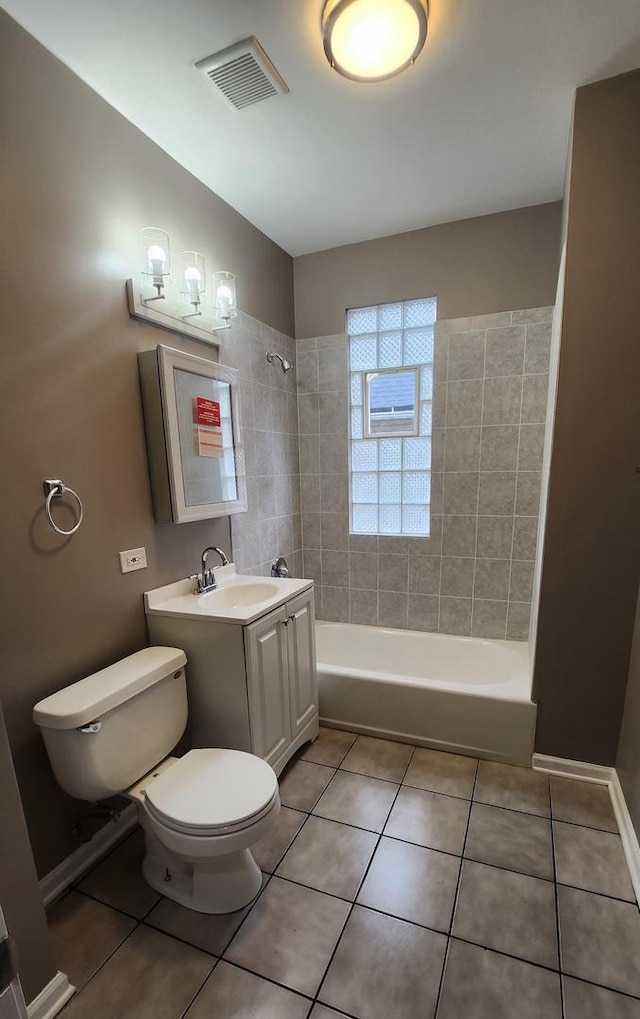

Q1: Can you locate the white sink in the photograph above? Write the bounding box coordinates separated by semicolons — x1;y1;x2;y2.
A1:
197;581;280;611
144;565;313;625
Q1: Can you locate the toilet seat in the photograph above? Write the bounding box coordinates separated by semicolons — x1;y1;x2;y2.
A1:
143;748;278;837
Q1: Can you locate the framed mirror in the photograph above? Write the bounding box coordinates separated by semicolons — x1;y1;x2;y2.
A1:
138;344;247;522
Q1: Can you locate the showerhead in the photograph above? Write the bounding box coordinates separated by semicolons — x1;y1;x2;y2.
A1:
266;350;294;373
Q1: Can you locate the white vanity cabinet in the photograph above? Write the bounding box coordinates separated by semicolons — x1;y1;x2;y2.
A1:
245;590;318;768
146;584;318;775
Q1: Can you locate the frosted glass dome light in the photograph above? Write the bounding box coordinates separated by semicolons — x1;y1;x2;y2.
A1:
322;0;428;82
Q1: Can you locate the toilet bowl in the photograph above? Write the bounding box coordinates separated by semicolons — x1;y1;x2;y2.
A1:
33;647;279;914
128;748;279;912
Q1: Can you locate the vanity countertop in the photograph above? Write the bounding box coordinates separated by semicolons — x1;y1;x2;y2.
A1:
144;565;313;625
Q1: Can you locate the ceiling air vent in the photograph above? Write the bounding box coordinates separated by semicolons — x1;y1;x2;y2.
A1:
196;37;289;111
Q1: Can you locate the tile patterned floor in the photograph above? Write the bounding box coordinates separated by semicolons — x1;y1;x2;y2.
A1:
48;729;640;1019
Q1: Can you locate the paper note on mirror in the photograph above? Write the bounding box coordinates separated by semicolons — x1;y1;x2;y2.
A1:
197;426;223;458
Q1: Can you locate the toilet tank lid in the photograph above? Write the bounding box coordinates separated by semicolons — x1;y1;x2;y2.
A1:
33;647;187;730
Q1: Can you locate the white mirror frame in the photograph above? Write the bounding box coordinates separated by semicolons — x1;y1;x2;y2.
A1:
153;344;247;522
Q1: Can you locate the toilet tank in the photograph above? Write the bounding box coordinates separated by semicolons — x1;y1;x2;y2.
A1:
33;647;188;802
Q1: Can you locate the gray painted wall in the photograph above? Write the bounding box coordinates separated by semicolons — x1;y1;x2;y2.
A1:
294;203;562;339
0;706;55;1003
0;9;293;887
533;68;640;764
617;587;640;832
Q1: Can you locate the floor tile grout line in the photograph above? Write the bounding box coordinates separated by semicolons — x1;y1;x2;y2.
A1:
279;748;637;905
225;736;462;987
445;933;561;977
212;957;317;1006
302;994;359;1019
225;926;640;1010
177;958;219;1019
55;740;635;1014
266;836;639;918
57;914;146;1014
62;885;157;924
118;810;636;1007
446;758;479;936
551;812;623;836
141;891;165;923
310;743;419;1012
433;756;479;1016
63;931;141;1013
545;776;566;1019
433;938;455;1019
209;903;640;1009
474;793;619;832
214;873;274;958
270;811;318;880
559;971;640;1004
144;874;274;961
69;824;141;893
300;731;358;770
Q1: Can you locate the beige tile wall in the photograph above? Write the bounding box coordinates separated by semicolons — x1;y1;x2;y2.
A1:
297;308;553;640
225;312;302;577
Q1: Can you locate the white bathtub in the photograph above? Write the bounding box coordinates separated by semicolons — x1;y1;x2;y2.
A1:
315;622;536;766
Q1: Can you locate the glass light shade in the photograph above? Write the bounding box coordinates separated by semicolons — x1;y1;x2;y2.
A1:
322;0;428;82
141;227;171;284
212;271;237;322
179;251;206;305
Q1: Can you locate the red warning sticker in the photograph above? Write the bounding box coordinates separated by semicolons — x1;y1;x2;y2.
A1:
194;397;221;427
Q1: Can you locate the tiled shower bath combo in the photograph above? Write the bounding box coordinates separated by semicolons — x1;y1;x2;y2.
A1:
297;307;553;640
224;312;303;578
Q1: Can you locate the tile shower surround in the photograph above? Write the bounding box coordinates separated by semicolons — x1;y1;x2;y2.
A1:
223;312;302;578
297;308;553;639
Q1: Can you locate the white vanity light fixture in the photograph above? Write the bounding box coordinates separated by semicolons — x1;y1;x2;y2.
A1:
179;251;206;320
322;0;428;83
141;227;171;300
212;271;237;323
127;236;238;346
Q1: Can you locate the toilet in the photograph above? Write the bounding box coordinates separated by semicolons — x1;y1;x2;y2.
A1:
33;646;280;914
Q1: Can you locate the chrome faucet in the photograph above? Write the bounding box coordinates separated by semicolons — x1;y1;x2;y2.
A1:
193;546;229;594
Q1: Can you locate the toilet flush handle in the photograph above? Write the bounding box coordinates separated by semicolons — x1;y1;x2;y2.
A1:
78;721;102;733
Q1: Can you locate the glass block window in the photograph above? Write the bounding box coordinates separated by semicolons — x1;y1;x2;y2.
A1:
348;296;436;536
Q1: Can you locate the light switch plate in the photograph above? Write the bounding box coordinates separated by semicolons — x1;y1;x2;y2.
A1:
119;547;147;573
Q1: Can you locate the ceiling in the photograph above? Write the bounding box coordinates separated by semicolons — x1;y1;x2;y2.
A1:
3;0;640;256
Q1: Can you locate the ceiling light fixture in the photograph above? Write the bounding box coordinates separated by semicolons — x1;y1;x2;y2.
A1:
322;0;428;83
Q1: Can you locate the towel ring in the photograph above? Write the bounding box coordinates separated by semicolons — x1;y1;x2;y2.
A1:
43;479;84;536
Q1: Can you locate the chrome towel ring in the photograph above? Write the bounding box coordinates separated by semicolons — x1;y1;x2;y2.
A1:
43;479;84;536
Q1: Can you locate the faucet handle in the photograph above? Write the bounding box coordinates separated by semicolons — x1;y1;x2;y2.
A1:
271;557;290;578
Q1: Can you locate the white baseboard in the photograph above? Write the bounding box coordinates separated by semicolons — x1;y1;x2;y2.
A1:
27;971;76;1019
532;752;640;905
609;771;640;906
39;804;137;907
532;753;613;784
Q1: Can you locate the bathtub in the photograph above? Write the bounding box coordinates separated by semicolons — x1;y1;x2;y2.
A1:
315;622;536;766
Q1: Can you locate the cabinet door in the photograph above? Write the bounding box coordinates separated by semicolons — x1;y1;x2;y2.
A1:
286;589;318;739
244;606;290;767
